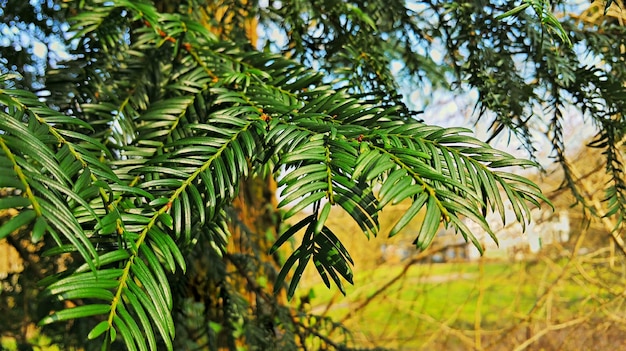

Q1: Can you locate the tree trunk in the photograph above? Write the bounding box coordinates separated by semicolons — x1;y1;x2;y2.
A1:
154;2;288;349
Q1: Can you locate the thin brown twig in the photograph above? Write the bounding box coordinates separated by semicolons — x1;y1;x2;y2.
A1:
484;223;589;350
512;316;589;351
474;257;485;350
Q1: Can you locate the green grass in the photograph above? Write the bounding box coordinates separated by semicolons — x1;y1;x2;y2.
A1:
299;258;622;350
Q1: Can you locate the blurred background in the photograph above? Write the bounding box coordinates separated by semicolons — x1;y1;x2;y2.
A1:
3;0;626;350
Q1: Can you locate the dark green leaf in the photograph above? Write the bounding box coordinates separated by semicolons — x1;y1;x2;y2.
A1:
270;214;314;254
389;192;429;237
0;209;36;240
88;321;110;340
40;305;111;325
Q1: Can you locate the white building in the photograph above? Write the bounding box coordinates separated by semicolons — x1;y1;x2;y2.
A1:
465;205;570;260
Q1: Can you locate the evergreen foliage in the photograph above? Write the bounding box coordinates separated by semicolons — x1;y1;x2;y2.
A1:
0;0;624;349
